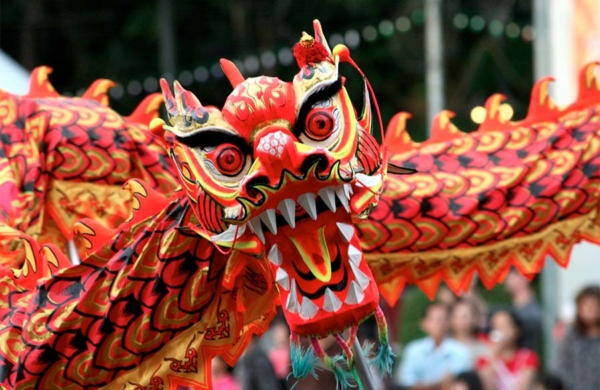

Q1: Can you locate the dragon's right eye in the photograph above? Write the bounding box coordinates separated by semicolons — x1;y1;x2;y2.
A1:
204;143;246;177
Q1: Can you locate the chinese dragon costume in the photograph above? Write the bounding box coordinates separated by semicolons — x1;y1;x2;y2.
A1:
0;19;598;390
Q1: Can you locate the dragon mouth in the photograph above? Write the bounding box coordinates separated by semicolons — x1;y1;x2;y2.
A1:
246;184;379;335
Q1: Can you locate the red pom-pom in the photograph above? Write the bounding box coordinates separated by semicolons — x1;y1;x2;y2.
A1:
293;33;330;68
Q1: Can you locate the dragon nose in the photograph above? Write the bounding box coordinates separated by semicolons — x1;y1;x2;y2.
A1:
255;130;293;160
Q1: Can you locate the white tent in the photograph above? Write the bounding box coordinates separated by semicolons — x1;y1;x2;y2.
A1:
0;50;29;95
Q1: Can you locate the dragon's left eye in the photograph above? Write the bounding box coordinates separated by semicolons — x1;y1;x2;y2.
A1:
305;110;335;140
206;143;245;176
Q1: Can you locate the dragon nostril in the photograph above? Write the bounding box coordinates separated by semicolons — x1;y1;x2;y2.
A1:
244;175;270;201
301;154;329;175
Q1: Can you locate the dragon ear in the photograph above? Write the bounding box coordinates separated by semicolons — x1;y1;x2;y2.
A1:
312;19;332;55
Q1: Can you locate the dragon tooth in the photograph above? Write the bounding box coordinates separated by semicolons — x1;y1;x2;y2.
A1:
350;261;370;290
299;296;319;320
343;183;353;198
336;222;354;243
323;288;342;313
318;186;337;212
345;281;365;305
268;244;282;266
298;193;318;220
275;267;290;290
286;279;300;313
355;173;382;188
335;186;350;212
277;199;296;228
248;217;265;244
260;209;277;235
348;244;362;266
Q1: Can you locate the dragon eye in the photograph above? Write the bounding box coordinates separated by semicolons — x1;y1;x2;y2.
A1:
305;110;334;140
206;144;245;176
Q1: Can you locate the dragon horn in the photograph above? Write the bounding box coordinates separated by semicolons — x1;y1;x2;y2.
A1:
220;59;245;88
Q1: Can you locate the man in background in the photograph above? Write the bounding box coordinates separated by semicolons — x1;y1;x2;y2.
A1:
395;303;473;390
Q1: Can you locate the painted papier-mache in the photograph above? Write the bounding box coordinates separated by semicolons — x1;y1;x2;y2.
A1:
0;19;599;390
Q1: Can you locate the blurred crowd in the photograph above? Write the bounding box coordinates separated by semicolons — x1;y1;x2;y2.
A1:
211;270;600;390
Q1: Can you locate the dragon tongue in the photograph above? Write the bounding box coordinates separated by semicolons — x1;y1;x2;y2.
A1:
288;226;332;282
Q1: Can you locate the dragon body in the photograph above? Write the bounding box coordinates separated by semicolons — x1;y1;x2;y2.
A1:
0;20;598;390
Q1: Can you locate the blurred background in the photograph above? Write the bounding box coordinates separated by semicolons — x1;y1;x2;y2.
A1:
1;1;599;389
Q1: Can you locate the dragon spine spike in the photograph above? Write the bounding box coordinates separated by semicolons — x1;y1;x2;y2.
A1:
577;62;600;103
28;66;60;98
477;93;510;132
523;76;560;123
125;93;164;126
383;112;419;153
424;110;466;145
219;59;245;88
73;219;118;254
82;79;116;106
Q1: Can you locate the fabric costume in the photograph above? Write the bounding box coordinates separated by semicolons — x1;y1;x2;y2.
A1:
0;19;598;389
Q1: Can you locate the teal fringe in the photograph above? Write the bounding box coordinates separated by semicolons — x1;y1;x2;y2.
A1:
324;354;357;390
289;342;320;380
367;342;395;378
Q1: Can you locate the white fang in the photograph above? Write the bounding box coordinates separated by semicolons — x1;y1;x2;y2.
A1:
345;281;365;305
277;199;296;228
260;209;278;235
299;296;319;320
318;186;337;212
268;244;282;266
298;193;318;220
323;288;342;313
336;222;354;243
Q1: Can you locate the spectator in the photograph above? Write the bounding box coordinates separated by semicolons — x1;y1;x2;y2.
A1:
237;335;282;390
450;299;489;360
534;373;564;390
395;303;473;389
555;285;600;390
477;309;539;390
504;269;542;352
267;320;291;388
212;356;240;390
449;371;484;390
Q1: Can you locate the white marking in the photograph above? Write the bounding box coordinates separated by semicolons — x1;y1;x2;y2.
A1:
318;186;337;212
268;244;282;266
211;224;246;243
323;288;342;313
299;296;319;320
355;173;382;188
345;281;365;305
336;222;354;243
348;244;362;266
248;218;265;244
298;193;318;220
275;267;290;290
260;209;277;235
277;199;296;228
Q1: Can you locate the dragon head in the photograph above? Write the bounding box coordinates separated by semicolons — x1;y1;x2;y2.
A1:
160;20;412;380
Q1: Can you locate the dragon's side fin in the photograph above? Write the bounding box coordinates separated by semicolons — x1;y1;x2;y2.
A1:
82;79;115;106
125;93;164;126
28;66;60;98
576;62;600;106
384;112;420;153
